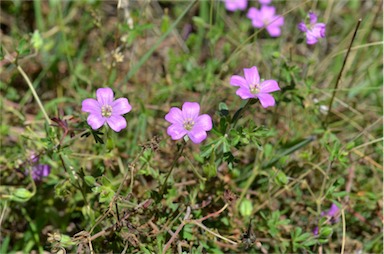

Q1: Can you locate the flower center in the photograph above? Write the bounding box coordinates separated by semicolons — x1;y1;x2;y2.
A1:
250;83;260;94
101;105;113;118
183;118;195;131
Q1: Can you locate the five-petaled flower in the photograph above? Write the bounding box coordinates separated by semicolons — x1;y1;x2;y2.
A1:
230;66;280;108
82;87;132;132
224;0;247;12
165;102;212;144
298;12;326;45
25;153;51;182
259;0;272;5
247;5;284;37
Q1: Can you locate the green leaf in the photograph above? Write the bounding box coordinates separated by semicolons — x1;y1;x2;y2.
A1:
84;176;96;187
239;199;253;217
11;188;34;202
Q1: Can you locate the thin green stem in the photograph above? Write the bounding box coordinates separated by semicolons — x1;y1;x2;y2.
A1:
161;141;186;195
230;98;254;129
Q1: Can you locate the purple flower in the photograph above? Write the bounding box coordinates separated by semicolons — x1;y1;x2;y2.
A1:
259;0;272;5
298;12;326;45
82;87;132;132
31;164;51;181
25;154;51;182
224;0;247;12
313;203;341;235
230;66;280;108
321;203;340;219
165;102;212;144
247;5;284;37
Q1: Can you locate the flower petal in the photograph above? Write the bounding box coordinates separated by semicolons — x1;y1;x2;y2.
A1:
82;98;101;114
182;102;200;120
312;23;326;38
236;87;255;100
298;22;307;32
259;0;272;4
167;124;188;140
194;114;212;132
309;12;318;24
87;114;105;130
165;107;184;125
261;5;275;20
230;75;247;88
270;15;284;27
243;66;260;86
106;115;127;132
188;128;208;144
96;87;114;105
306;32;318;45
112;98;132;115
260;80;280;93
257;93;276;108
266;24;282;37
246;7;258;20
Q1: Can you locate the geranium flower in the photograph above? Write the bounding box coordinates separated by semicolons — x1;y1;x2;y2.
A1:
259;0;272;5
82;87;132;132
25;153;51;182
298;12;326;45
224;0;247;12
313;203;341;236
230;66;280;108
247;5;284;37
165;102;212;144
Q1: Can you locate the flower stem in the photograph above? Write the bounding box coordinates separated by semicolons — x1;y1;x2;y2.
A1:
231;98;255;128
161;141;186;195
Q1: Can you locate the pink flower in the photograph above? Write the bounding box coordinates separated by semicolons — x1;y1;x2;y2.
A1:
247;5;284;37
259;0;272;5
298;12;326;45
230;66;280;108
82;87;132;132
224;0;247;12
165;102;212;144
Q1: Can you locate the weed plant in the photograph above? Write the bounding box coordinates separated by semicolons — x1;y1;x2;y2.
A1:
0;0;383;253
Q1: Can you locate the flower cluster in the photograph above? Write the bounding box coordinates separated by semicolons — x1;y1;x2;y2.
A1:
298;12;326;45
224;1;327;42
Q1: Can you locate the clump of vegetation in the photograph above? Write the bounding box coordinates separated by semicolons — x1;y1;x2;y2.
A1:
1;1;382;253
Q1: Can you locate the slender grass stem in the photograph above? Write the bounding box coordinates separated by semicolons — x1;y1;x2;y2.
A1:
17;65;51;124
324;19;362;127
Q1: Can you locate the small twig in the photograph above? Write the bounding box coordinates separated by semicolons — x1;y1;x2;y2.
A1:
196;203;228;223
324;18;362;127
162;206;191;254
341;207;346;254
190;221;238;245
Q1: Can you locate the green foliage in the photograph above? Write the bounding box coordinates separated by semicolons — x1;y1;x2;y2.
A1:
1;1;382;253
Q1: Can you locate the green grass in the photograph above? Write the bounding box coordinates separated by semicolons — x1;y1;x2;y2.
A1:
1;0;383;253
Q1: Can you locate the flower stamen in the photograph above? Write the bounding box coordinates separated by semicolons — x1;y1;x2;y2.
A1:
101;105;113;118
250;83;260;94
183;118;195;131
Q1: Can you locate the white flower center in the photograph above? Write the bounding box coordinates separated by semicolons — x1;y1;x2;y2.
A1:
101;105;113;118
250;83;260;94
183;118;195;131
